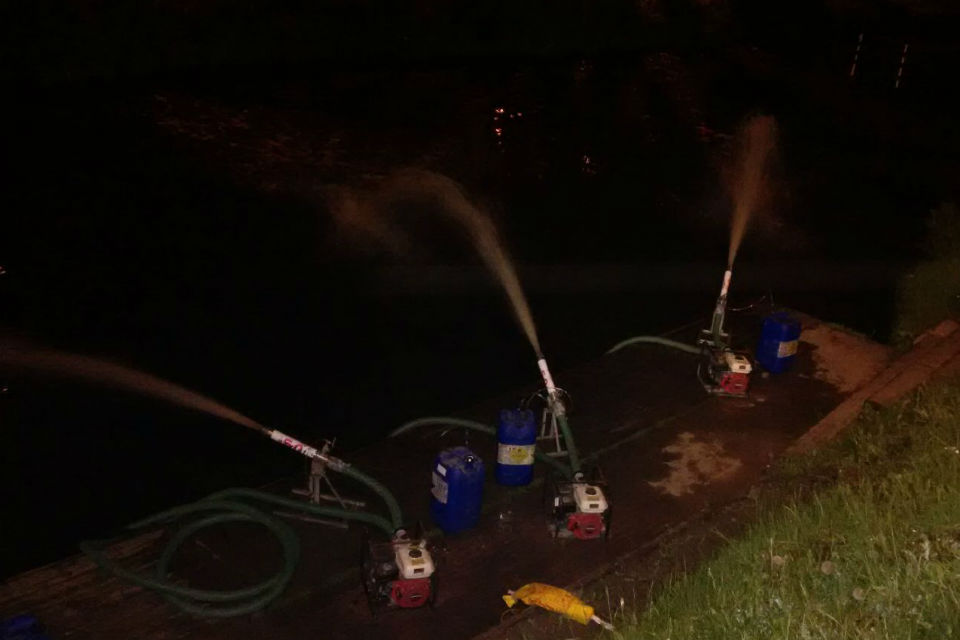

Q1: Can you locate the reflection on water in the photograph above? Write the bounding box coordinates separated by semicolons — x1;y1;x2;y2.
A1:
491;105;525;152
150;56;747;265
146;48;950;274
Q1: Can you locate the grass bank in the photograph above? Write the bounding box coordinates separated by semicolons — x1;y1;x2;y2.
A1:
615;379;960;639
895;202;960;345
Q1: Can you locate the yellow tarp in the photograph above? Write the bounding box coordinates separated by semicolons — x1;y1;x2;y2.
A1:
502;582;595;626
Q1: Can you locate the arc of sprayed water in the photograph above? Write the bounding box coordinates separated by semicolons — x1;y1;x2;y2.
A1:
727;115;777;270
0;345;268;434
438;187;544;359
338;169;545;360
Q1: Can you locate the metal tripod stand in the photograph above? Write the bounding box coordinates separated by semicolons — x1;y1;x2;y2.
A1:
277;439;366;529
527;389;570;458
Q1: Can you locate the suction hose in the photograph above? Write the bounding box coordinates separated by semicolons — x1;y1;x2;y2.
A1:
81;495;299;618
338;465;403;531
82;468;400;616
554;413;581;477
389;416;573;479
606;336;700;355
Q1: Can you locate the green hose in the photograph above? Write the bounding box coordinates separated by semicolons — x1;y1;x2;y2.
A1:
337;465;403;531
389;416;573;478
82;481;399;616
205;488;396;536
81;497;299;618
389;416;493;439
606;335;701;355
554;413;581;476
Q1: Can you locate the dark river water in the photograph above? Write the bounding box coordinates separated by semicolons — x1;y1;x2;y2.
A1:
2;9;958;578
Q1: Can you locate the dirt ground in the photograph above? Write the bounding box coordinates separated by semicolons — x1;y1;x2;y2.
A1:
800;322;890;393
647;432;743;497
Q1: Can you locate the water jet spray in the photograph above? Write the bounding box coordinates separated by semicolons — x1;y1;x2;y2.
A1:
695;116;777;397
344;170;609;540
606;115;777;400
2;343;436;614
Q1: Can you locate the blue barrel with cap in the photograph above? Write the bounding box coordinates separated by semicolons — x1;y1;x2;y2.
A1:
756;312;802;373
429;446;485;534
496;409;537;486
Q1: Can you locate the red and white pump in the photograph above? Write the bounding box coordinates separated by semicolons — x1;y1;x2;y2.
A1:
363;529;437;611
548;474;611;540
266;428;436;611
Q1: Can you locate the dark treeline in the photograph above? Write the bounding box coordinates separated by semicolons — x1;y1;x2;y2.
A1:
7;0;956;88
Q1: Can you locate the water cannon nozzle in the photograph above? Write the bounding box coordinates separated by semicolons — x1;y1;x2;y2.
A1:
537;358;557;394
267;429;351;471
537;357;567;416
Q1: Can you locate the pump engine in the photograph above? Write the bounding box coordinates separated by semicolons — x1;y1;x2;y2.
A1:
363;532;436;610
700;348;752;397
547;474;611;540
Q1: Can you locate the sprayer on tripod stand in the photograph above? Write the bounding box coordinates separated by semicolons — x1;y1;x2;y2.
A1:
696;115;779;397
608;115;779;399
696;268;753;397
532;356;611;540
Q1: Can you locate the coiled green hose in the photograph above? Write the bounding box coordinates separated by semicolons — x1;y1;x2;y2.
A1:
82;482;398;616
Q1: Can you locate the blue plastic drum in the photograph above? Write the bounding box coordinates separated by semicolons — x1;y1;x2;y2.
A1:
429;446;485;534
495;409;537;486
756;312;802;373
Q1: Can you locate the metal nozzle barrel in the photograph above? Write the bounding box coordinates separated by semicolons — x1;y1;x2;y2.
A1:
537;358;566;416
537;358;557;394
268;429;349;471
713;269;733;338
698;268;732;349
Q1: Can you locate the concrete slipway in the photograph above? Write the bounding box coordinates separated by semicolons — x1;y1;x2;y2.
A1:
11;311;958;640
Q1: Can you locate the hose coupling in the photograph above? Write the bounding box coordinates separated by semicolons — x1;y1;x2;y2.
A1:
318;453;350;472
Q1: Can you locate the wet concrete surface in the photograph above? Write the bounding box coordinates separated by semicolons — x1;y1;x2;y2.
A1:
0;310;884;639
